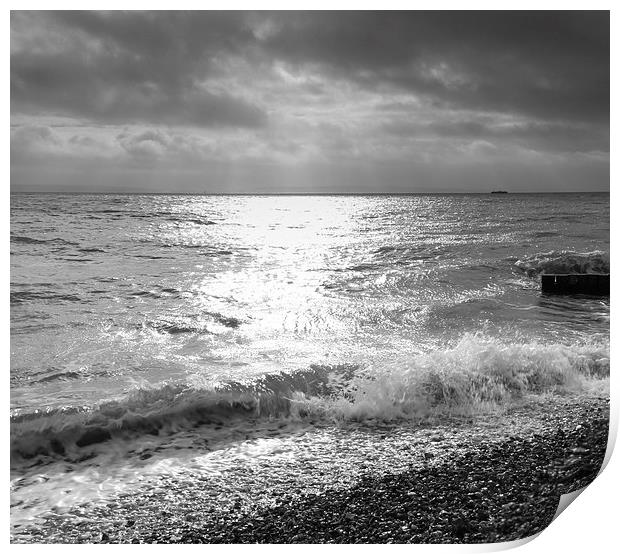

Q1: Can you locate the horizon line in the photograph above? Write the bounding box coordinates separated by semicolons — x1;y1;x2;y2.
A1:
9;190;610;196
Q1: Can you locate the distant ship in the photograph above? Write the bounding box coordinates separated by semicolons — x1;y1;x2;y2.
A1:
491;190;508;194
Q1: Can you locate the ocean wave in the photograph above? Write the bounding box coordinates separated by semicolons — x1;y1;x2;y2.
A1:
9;365;346;461
135;312;242;334
204;312;242;329
311;335;609;420
91;209;152;219
140;321;210;335
372;244;448;264
171;217;216;226
10;291;83;304
515;250;609;276
10;235;78;247
10;336;608;463
27;370;84;385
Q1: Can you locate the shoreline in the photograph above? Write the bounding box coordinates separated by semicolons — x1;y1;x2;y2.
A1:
160;397;610;544
12;395;610;544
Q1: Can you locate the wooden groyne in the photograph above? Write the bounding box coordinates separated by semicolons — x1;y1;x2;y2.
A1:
541;274;609;296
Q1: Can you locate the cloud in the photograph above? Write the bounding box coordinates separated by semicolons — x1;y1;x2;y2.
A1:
258;11;609;124
11;11;267;128
116;129;212;161
9;11;609;192
11;125;65;161
11;125;61;147
12;11;609;129
381;118;609;154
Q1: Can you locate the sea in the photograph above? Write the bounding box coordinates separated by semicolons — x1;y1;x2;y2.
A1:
10;192;610;537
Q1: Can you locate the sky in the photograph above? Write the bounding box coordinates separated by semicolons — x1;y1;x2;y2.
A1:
10;10;610;193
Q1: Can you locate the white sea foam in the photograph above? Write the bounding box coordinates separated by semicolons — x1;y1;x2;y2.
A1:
291;334;610;421
11;335;609;464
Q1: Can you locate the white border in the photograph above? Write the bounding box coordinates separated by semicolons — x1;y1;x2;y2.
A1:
5;3;616;552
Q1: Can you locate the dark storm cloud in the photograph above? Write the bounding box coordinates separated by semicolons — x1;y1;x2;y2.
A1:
11;11;266;128
10;10;609;193
11;11;609;129
260;11;609;124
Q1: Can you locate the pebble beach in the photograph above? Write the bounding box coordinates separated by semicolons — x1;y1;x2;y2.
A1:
12;393;609;544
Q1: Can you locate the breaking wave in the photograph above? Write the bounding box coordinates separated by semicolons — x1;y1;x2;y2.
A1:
515;250;609;277
311;335;609;420
10;335;608;464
